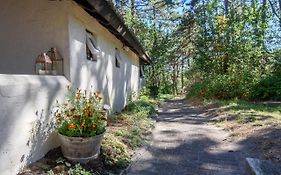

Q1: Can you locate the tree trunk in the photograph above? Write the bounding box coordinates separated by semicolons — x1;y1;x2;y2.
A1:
181;58;184;93
224;0;229;16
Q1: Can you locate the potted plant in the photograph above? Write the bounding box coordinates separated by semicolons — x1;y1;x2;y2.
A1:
54;88;108;164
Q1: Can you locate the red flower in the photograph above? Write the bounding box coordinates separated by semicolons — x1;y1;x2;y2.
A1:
83;109;88;114
91;125;96;129
69;123;76;129
74;114;81;119
66;112;72;117
81;121;86;128
101;117;107;121
88;112;92;117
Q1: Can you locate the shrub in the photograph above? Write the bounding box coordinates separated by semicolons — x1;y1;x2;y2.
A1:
186;81;208;99
206;74;253;99
252;73;281;100
186;73;255;100
101;134;130;169
126;100;155;114
140;86;151;97
157;94;174;101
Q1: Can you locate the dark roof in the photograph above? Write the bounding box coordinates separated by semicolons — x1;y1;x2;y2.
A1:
74;0;151;64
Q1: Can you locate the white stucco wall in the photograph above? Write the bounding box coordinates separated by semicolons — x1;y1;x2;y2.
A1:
0;0;71;79
0;74;69;175
0;1;141;174
68;1;140;112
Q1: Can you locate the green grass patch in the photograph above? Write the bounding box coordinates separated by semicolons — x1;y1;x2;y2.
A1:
101;97;156;169
210;99;281;125
157;94;175;102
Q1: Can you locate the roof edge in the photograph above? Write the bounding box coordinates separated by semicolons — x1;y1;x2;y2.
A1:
75;0;151;64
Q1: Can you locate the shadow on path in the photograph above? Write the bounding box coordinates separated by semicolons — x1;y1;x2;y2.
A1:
125;99;245;175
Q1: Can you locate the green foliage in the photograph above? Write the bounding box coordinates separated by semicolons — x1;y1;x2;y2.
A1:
252;73;281;100
210;99;281;126
126;99;156;115
101;133;130;169
184;0;281;101
101;97;155;169
116;128;143;149
55;88;107;137
68;164;93;175
187;71;281;101
186;81;208;100
215;99;281;114
237;115;257;124
140;87;151;97
157;94;174;102
205;74;254;100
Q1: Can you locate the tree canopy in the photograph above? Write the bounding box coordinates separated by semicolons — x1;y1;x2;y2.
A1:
111;0;281;100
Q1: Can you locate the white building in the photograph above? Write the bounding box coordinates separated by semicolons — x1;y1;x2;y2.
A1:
0;0;150;174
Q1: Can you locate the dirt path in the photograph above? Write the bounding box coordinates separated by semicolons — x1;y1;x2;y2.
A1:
125;99;245;175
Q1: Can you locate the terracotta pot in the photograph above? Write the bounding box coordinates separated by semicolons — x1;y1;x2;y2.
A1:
58;133;104;164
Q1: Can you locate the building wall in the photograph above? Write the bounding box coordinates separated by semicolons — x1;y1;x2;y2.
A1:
68;1;140;112
0;0;71;79
0;1;141;174
0;75;69;175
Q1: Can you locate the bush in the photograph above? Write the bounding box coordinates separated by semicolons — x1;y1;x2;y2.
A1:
206;74;254;99
157;94;174;101
186;73;255;100
126;100;155;115
252;73;281;100
186;81;208;100
101;134;130;169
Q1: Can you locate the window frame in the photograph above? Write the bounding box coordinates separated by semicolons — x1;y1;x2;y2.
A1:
86;30;100;62
115;48;122;68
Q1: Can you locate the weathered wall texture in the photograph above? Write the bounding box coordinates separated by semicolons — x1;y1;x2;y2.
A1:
0;75;69;175
0;1;141;174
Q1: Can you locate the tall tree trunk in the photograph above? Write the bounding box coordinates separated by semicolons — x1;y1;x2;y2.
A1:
223;0;230;73
172;63;177;95
224;0;229;16
130;0;135;16
260;0;267;48
181;58;184;93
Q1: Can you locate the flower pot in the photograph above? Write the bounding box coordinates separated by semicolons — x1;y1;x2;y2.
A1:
58;133;104;164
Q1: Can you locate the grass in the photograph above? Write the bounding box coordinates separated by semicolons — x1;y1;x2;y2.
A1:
101;96;156;168
207;99;281;126
203;99;281;162
157;94;175;102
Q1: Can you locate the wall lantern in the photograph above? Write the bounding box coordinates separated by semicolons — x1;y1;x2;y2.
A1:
47;47;63;75
35;53;53;75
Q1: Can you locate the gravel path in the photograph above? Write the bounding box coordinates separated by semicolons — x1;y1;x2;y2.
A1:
125;99;245;175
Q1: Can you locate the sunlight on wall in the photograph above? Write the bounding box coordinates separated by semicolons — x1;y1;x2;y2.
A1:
0;74;69;175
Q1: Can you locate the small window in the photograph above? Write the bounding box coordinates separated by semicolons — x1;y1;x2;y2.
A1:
140;64;144;78
86;31;100;61
115;49;121;68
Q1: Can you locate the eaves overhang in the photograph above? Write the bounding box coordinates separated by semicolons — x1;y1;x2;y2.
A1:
74;0;151;64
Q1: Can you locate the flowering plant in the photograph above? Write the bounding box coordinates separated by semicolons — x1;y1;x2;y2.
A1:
54;88;108;137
